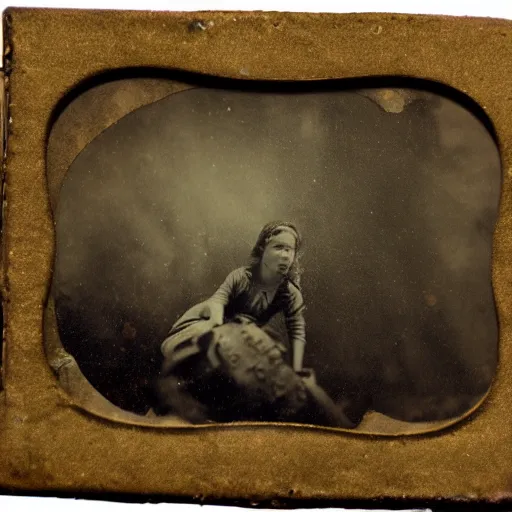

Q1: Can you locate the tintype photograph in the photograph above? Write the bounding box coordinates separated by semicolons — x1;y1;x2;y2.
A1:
45;78;500;435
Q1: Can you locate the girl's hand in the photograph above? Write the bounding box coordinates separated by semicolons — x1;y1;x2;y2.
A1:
198;302;212;319
209;317;223;328
293;339;305;373
201;301;224;327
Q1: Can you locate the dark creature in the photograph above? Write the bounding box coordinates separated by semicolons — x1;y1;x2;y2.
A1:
155;318;356;428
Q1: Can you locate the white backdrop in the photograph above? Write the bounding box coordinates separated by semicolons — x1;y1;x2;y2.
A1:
0;0;510;511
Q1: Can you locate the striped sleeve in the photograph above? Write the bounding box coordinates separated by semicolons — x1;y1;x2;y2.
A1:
283;282;306;345
209;267;246;306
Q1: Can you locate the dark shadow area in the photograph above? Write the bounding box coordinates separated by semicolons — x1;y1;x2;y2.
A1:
47;73;501;426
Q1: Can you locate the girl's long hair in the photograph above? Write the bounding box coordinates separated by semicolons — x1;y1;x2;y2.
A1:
249;221;303;287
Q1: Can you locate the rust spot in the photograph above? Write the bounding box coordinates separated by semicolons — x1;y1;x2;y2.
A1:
423;292;437;307
122;321;137;340
357;88;423;114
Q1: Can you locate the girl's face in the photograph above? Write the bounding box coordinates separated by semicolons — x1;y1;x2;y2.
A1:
261;231;297;279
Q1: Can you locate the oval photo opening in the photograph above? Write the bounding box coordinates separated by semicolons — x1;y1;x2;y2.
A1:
45;77;501;435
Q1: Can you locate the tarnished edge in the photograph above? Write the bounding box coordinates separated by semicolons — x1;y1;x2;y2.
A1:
0;10;12;412
0;71;4;394
0;64;8;397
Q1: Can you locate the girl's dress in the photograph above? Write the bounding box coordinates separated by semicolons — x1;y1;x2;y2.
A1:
164;266;306;353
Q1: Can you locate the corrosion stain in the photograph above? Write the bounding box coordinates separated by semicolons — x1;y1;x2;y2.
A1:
423;292;438;307
121;322;137;340
357;88;425;114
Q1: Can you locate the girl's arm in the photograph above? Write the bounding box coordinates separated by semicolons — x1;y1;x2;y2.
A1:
204;301;224;327
293;339;306;373
206;268;244;325
284;285;307;372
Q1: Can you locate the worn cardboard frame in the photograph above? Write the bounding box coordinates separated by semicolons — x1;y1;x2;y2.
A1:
0;8;511;505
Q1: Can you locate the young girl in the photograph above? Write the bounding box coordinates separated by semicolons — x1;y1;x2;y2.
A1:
167;221;307;372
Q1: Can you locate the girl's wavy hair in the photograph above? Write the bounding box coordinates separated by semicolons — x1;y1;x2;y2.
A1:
249;221;303;287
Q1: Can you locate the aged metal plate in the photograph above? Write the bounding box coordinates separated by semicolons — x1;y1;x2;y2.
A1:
46;79;499;437
1;8;512;506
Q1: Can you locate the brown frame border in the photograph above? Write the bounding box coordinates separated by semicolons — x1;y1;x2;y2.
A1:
1;8;511;504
